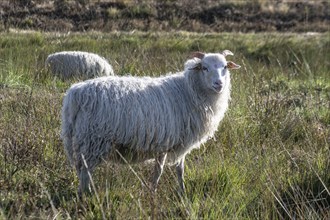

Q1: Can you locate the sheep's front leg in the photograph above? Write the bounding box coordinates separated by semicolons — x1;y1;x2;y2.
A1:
78;166;91;195
176;157;185;194
151;153;167;192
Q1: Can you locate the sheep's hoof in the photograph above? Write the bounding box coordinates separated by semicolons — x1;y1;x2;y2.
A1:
151;185;158;194
176;185;186;198
77;186;92;199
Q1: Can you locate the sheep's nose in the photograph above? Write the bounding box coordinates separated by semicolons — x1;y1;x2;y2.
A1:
214;80;222;86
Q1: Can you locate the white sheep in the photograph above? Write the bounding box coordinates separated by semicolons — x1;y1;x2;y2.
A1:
61;50;241;194
45;51;114;79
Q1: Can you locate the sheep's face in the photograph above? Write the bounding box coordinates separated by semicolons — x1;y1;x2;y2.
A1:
201;54;229;93
192;52;240;93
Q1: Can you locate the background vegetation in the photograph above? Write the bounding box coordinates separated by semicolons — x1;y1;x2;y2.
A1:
1;0;329;32
0;30;329;219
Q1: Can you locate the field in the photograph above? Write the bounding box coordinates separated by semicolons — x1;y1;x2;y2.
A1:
0;30;329;219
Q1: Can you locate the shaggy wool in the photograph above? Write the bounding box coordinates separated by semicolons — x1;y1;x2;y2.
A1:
45;51;114;79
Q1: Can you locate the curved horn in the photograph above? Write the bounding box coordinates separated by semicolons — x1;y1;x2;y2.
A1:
221;50;234;57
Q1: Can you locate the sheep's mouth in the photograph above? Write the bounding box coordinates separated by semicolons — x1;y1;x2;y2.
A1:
212;85;222;93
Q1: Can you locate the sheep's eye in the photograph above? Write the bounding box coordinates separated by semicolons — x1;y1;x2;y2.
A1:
224;65;227;69
202;66;208;71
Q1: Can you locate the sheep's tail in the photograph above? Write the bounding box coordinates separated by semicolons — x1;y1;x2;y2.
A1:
44;55;51;70
61;89;79;167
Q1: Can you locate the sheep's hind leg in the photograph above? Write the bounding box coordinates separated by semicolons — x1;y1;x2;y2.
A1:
176;157;186;194
151;153;167;192
77;154;92;196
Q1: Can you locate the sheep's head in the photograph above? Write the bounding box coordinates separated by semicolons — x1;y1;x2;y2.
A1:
190;50;241;93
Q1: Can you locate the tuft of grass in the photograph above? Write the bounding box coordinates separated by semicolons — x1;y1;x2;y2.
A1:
106;7;121;19
0;63;25;88
122;4;157;19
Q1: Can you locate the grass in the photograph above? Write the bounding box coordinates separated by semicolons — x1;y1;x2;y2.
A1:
0;30;329;219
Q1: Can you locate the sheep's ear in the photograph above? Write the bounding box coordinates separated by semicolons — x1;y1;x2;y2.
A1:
190;52;205;59
227;61;241;69
189;63;202;71
222;50;234;57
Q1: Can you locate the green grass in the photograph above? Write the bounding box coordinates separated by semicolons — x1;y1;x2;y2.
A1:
0;31;329;219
